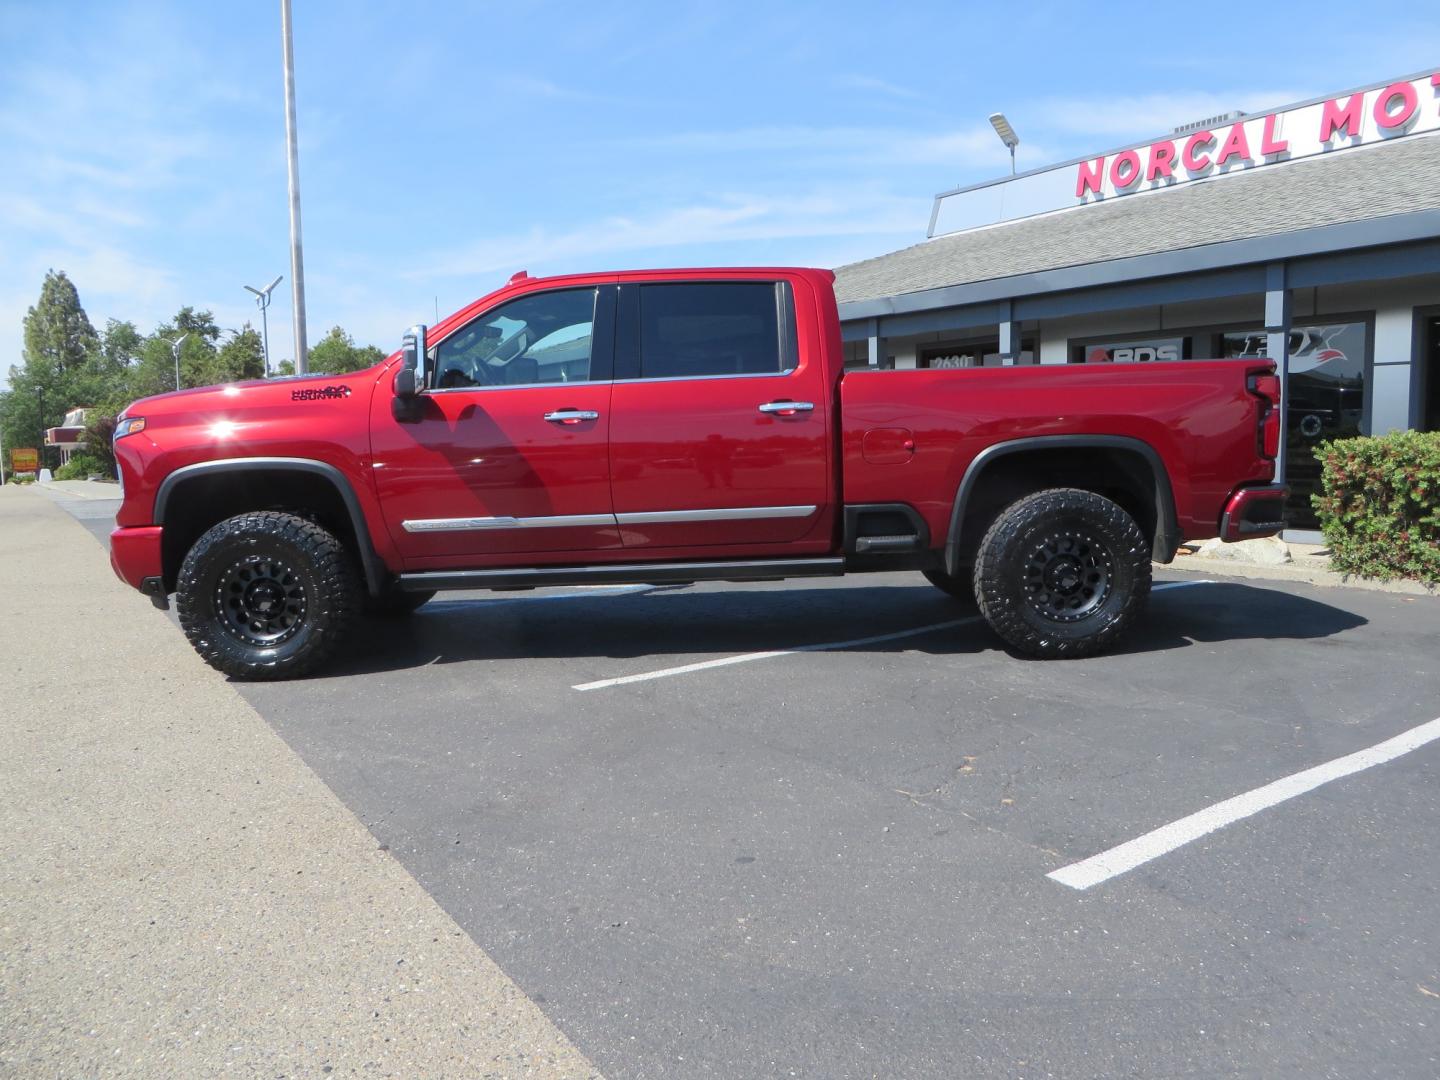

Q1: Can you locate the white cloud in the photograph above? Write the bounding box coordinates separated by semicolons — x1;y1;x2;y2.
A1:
836;74;924;101
413;188;926;280
1035;88;1318;142
0;12;258;363
618;122;1049;171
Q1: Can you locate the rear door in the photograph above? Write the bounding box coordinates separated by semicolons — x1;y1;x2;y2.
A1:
607;277;832;549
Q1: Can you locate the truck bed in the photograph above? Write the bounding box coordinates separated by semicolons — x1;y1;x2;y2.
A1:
840;360;1277;547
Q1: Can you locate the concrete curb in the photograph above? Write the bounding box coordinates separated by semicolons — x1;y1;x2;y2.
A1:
0;488;602;1079
1160;552;1439;597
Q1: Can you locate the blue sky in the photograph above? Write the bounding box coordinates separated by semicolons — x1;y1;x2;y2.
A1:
2;0;1435;380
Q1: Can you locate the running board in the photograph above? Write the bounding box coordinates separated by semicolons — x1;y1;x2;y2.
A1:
397;557;847;592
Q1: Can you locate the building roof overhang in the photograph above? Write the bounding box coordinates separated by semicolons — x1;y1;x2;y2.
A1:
836;130;1440;329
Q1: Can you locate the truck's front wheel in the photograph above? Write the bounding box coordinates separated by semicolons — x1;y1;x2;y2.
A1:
973;488;1150;659
176;511;362;680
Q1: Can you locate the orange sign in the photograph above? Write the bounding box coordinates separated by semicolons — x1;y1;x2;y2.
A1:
10;448;38;472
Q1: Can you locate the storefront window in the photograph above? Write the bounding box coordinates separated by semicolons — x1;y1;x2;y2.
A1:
1073;338;1187;363
1223;321;1368;530
921;340;1034;368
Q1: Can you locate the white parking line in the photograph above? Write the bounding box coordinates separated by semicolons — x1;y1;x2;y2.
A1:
572;579;1213;691
573;616;982;691
1049;713;1440;891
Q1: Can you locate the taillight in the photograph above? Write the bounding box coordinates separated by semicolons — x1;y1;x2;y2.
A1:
1247;372;1281;460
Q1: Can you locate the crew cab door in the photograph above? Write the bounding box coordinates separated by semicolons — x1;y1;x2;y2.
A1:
607;277;833;549
369;285;621;566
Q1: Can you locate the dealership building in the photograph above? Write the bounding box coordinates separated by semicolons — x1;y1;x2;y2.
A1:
833;69;1440;538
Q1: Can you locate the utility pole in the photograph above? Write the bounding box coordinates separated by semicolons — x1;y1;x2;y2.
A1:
281;0;309;373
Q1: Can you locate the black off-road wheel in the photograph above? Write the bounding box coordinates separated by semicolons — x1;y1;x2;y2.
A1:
176;511;362;680
972;488;1150;659
364;587;435;618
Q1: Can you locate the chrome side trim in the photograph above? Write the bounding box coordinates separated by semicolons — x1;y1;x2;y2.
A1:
615;505;817;525
424;378;604;395
610;369;796;386
403;505;818;533
402;513;616;533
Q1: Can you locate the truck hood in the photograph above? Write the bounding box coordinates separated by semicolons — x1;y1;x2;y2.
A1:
124;366;387;420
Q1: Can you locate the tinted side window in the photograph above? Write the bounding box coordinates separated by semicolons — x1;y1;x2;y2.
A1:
637;282;796;379
432;288;596;389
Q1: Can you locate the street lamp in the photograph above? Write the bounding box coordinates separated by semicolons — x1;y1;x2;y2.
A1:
172;333;190;390
989;112;1020;175
244;275;283;375
36;384;45;473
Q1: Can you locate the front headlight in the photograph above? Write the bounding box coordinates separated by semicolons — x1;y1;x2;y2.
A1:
114;416;147;439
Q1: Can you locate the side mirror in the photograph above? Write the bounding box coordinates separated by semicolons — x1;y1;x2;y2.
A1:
393;365;417;399
399;323;428;391
393;324;427;422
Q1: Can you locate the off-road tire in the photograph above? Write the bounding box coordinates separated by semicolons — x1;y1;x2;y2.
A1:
973;488;1150;659
922;567;975;604
364;587;435;618
176;511;362;680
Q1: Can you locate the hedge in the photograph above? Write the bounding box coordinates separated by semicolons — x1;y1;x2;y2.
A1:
53;453;109;482
1312;430;1440;584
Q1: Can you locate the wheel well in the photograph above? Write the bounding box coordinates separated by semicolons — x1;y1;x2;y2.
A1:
159;470;366;592
951;447;1164;569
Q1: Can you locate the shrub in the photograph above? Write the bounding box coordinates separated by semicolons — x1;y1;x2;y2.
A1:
54;452;109;482
81;411;119;473
7;472;36;484
1312;430;1440;584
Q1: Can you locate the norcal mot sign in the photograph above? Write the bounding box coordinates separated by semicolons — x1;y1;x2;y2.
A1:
929;70;1440;237
1074;73;1440;201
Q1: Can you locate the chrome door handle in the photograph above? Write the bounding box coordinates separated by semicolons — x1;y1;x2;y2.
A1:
758;400;814;415
544;409;600;424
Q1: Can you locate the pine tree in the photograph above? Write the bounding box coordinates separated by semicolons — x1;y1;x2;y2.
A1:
1;271;101;470
23;270;99;378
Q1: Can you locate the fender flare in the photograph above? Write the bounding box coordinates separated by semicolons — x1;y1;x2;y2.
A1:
943;435;1181;575
153;456;387;595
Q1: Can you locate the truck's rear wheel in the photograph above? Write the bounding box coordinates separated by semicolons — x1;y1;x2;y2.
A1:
176;511;361;680
972;488;1150;659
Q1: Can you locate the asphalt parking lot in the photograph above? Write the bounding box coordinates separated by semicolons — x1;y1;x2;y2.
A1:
55;489;1440;1078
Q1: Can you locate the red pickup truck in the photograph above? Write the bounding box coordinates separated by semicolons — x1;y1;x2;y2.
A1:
109;267;1286;679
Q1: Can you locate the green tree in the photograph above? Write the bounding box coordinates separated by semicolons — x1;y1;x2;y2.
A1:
98;319;143;378
307;326;385;375
23;270;98;377
1;271;103;471
127;308;225;397
217;325;266;382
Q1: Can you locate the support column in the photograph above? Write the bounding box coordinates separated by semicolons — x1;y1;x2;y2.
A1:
1265;262;1291;486
866;318;881;369
998;301;1019;366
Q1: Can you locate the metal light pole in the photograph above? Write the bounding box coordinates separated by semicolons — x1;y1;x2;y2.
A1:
280;0;309;373
989;112;1020;175
36;384;45;472
244;275;284;375
172;333;190;390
